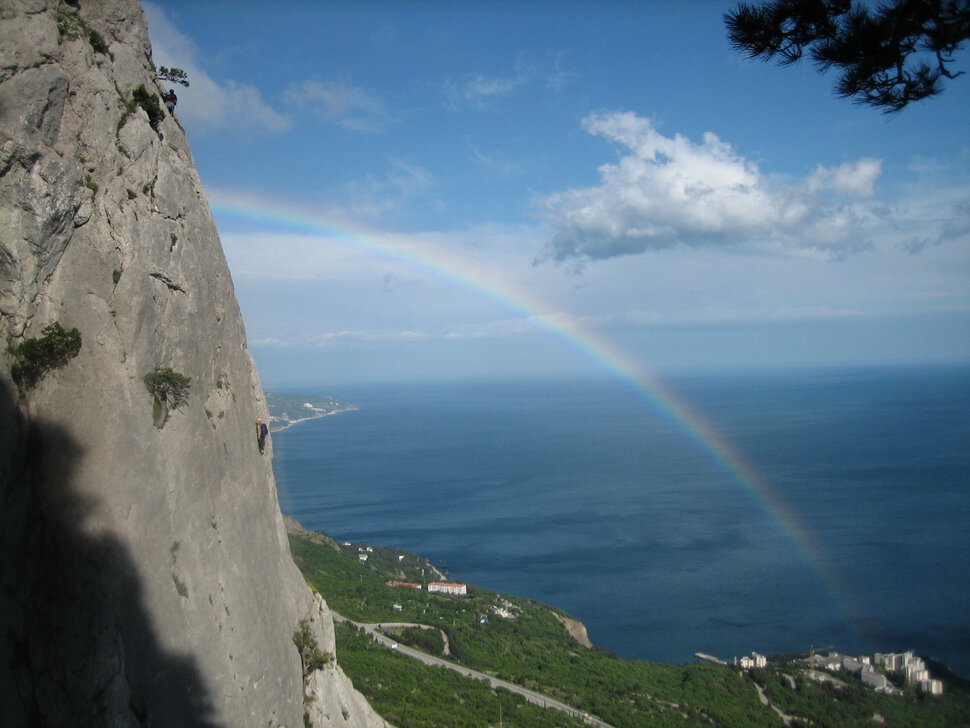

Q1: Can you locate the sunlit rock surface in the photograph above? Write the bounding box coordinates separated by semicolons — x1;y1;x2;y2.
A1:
0;2;386;725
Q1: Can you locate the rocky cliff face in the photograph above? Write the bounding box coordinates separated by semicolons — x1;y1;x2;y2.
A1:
0;2;386;726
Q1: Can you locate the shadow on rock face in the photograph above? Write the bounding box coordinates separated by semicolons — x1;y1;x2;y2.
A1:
0;378;219;727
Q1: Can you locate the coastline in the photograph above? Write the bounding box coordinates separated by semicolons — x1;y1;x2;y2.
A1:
269;405;358;434
270;374;970;678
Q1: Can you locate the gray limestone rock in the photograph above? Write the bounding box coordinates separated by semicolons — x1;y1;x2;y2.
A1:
0;2;388;726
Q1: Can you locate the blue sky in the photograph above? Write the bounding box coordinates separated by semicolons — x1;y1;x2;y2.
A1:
145;1;970;388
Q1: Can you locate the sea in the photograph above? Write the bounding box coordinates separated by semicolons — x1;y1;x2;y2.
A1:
271;364;970;677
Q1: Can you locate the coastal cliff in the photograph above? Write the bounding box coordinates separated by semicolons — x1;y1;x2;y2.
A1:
0;2;386;726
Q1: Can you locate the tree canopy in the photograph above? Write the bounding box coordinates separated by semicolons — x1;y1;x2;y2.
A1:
7;321;81;396
724;0;970;111
155;65;190;87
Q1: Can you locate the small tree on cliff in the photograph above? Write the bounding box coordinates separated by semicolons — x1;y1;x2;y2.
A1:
155;65;190;87
7;321;82;397
293;619;330;681
144;367;191;428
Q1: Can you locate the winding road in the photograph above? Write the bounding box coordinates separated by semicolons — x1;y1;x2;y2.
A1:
333;612;615;728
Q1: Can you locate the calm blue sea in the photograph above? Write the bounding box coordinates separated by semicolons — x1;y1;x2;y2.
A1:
272;365;970;676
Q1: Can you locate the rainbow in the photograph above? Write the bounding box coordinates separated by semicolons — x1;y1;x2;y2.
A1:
212;190;862;640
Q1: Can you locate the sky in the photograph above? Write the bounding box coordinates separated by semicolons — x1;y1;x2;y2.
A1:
144;1;970;388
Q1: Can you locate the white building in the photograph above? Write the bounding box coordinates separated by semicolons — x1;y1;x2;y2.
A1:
428;582;467;596
876;651;933;685
875;652;904;671
737;652;767;669
816;653;843;671
860;666;901;695
906;664;929;683
843;657;865;673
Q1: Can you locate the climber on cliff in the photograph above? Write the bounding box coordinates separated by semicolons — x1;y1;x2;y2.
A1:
163;88;177;114
256;417;269;454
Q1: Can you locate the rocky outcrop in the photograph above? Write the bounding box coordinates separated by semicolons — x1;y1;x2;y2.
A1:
556;614;594;650
0;2;387;726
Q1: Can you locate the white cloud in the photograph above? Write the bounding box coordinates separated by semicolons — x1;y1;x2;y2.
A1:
577;304;867;329
444;73;524;109
443;53;575;110
144;3;289;133
343;159;438;219
517;50;577;91
216;188;969;366
808;159;882;198
468;147;523;179
240;300;930;352
254;320;534;348
283;80;387;133
536;111;894;263
221;231;358;282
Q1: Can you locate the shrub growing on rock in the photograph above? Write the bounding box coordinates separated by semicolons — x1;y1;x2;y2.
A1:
143;367;191;428
8;321;82;396
132;84;164;129
293;619;331;680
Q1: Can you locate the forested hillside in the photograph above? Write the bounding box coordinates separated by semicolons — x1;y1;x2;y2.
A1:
290;528;970;728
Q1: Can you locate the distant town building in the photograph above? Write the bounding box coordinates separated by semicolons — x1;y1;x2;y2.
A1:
842;656;865;673
384;581;421;589
875;652;904;671
907;664;929;683
861;666;896;694
428;582;467;596
871;651;941;692
735;652;767;669
815;654;843;672
780;649;938;697
779;649;944;697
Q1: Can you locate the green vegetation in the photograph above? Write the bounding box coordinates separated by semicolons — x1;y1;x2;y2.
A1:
336;623;588;728
87;28;109;56
155;65;190;87
7;321;82;396
292;618;331;728
55;3;109;55
751;665;970;728
290;529;970;728
391;626;445;655
131;85;164;129
143;367;191;428
293;619;332;679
